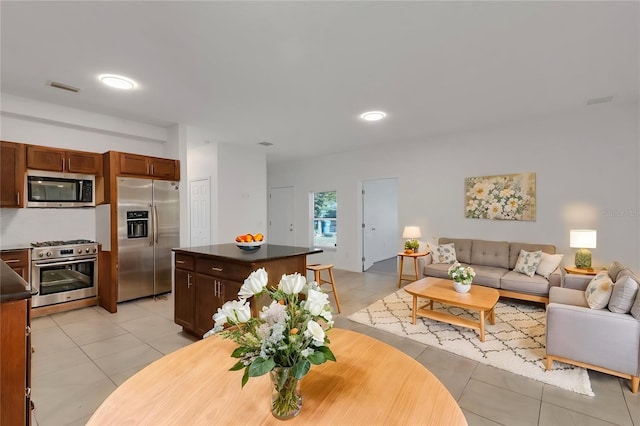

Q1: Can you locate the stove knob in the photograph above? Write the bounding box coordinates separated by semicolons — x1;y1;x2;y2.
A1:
92;248;97;253
46;251;52;257
78;249;83;254
38;252;44;258
85;248;90;254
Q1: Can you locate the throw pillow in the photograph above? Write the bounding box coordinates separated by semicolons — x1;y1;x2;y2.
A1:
608;274;639;314
535;253;564;279
584;270;614;309
429;243;457;264
513;249;543;277
607;261;626;282
630;291;640;320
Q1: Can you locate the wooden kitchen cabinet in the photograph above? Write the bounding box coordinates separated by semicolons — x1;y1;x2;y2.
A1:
1;262;33;426
0;141;26;208
0;249;30;282
174;253;195;331
194;275;241;337
118;152;179;180
26;145;102;175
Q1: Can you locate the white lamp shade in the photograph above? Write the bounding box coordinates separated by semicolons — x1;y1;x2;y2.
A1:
570;229;597;249
402;226;422;239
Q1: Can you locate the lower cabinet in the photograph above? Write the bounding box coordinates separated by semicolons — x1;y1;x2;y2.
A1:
0;298;32;426
174;254;242;338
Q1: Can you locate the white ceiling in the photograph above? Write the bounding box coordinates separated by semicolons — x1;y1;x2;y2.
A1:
1;1;637;164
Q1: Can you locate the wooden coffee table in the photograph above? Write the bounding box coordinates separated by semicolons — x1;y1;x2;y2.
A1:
404;277;500;342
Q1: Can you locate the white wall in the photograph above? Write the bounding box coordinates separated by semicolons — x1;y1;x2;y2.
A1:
0;94;174;247
268;104;639;272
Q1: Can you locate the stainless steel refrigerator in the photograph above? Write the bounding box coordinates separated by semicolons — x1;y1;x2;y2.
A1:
117;177;180;302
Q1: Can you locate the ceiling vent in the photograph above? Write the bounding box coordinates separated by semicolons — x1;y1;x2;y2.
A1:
258;141;274;146
48;81;80;93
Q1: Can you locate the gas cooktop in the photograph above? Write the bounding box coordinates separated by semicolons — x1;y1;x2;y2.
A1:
31;239;96;248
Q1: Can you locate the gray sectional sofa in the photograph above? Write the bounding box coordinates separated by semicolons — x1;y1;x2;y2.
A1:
420;237;562;303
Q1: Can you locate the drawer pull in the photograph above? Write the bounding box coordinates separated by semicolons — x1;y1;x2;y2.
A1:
211;267;223;272
176;260;185;264
4;259;20;263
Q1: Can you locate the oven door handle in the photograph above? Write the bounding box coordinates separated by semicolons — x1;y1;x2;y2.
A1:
33;257;97;267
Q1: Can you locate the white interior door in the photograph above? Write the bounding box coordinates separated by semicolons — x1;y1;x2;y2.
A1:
362;178;398;271
190;177;211;247
268;186;295;246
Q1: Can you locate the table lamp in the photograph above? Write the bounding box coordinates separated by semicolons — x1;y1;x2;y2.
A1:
402;226;421;252
569;229;597;269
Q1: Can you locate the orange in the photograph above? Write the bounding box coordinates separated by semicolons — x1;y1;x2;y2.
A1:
255;233;264;241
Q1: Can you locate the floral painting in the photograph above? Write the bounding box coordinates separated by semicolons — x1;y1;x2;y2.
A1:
465;173;536;221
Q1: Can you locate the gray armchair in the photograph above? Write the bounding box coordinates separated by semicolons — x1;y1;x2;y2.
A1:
545;268;640;394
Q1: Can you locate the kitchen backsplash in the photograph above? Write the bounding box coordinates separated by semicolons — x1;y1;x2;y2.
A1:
0;207;97;247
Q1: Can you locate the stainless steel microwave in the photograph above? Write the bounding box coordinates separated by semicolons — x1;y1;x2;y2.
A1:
26;170;95;208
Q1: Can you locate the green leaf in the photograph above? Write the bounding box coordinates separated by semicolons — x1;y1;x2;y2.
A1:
292;359;311;380
248;357;276;377
231;347;251;358
316;345;336;362
229;360;245;371
241;367;249;387
307;351;325;365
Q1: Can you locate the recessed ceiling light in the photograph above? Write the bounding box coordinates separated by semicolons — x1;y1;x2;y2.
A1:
360;111;387;121
99;74;137;90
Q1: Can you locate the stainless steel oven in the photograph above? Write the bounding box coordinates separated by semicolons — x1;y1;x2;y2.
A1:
31;240;98;307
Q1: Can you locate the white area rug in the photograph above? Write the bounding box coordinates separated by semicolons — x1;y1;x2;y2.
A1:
348;289;594;396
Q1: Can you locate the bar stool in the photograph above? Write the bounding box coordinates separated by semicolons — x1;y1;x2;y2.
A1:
306;264;341;313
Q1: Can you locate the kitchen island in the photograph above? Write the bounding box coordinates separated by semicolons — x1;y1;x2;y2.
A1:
172;244;322;337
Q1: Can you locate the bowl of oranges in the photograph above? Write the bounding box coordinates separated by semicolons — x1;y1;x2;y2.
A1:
235;233;265;251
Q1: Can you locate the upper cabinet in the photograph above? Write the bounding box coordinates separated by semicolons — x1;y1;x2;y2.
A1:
0;141;26;208
117;152;180;180
26;145;103;175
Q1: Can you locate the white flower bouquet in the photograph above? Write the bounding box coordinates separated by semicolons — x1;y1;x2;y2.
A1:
447;262;476;285
204;268;335;418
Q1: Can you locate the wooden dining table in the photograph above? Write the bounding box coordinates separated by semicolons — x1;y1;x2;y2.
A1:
87;328;467;425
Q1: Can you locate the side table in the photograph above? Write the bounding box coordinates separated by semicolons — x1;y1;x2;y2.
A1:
397;251;429;288
563;266;601;276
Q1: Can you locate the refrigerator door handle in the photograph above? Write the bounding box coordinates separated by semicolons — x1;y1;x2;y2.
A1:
153;205;159;244
149;204;154;246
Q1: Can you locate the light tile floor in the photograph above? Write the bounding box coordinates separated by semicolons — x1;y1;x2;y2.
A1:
30;263;639;426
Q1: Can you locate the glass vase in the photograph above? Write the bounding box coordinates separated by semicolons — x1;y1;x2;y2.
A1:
269;367;302;420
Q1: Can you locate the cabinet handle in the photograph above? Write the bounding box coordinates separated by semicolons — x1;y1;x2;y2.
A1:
151;164;155;175
211;267;223;272
68;158;71;171
16;192;20;205
187;274;192;288
4;259;20;264
61;158;65;170
176;260;185;264
26;325;31;336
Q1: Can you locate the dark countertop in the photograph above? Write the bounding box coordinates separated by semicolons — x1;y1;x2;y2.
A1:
0;243;32;251
0;260;33;302
173;244;322;262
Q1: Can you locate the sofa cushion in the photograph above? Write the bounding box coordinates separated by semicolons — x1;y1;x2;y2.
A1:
509;242;556;270
468;265;506;289
535;253;563;279
513;249;543;277
501;270;551;295
428;243;457;264
608;261;626;282
631;292;640;320
549;286;589;308
608;274;639;314
439;238;472;264
585;270;614;309
424;262;459;279
470;240;509;269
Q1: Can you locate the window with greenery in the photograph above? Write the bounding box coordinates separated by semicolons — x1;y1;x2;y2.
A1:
313;191;337;248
